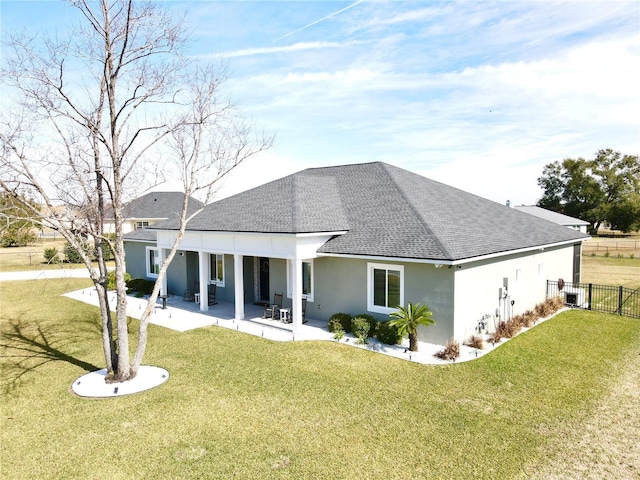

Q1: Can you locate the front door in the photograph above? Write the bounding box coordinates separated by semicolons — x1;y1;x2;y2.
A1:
259;257;270;302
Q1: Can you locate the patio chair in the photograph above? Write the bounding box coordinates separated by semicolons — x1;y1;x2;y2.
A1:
208;284;217;305
183;289;195;302
264;292;283;320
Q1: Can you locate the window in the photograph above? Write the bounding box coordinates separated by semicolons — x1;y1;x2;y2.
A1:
135;221;149;230
367;263;404;314
287;260;313;301
210;253;224;286
146;247;160;278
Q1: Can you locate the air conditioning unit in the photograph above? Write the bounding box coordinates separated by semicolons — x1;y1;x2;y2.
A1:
564;286;587;308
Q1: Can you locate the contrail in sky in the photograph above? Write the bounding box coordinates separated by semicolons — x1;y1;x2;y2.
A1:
274;0;364;42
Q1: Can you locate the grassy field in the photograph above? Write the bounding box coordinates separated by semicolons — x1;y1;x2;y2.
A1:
0;238;112;272
1;279;639;479
581;256;640;289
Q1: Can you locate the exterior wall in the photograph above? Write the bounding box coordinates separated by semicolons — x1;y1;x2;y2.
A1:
312;256;455;344
267;258;288;307
124;241;150;280
452;244;577;343
124;241;188;296
405;263;455;346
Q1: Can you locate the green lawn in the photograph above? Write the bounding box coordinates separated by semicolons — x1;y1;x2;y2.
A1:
2;279;639;479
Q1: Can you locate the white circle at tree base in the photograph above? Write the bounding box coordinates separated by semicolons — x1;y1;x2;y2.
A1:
72;365;169;398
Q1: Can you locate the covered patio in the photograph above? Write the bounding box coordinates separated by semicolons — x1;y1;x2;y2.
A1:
63;287;500;365
64;287;333;341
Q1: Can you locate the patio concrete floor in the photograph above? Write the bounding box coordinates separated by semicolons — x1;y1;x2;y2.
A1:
63;288;512;365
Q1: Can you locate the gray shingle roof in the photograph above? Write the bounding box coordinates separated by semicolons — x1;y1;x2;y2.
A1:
115;192;203;221
154;162;588;261
513;205;590;227
123;228;157;242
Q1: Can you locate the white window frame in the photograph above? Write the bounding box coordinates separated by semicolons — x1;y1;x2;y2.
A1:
146;246;160;278
135;221;149;230
287;259;314;302
367;262;404;315
209;253;225;287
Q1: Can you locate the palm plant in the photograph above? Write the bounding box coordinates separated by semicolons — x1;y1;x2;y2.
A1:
389;303;435;352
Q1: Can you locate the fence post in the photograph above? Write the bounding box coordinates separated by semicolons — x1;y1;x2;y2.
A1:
618;286;623;315
588;284;592;310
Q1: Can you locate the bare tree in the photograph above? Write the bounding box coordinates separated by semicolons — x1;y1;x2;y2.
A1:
0;0;272;382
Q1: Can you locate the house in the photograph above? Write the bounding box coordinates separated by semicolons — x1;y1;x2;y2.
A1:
104;191;203;234
512;205;590;234
124;162;589;345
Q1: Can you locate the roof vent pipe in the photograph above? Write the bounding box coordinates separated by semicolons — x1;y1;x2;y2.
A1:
506;200;511;208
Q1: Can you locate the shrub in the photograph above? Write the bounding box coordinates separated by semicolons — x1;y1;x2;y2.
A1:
464;334;484;350
328;313;352;333
125;277;155;295
630;253;635;259
434;339;460;361
351;317;370;344
333;328;345;341
487;331;502;345
521;310;537;327
95;234;115;261
107;271;132;290
376;320;402;345
64;241;91;264
353;313;378;337
496;320;520;339
43;247;60;264
0;228;36;247
327;317;343;333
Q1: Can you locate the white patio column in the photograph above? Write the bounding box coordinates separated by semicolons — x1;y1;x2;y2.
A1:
198;251;208;312
160;248;168;296
234;254;245;320
291;258;303;336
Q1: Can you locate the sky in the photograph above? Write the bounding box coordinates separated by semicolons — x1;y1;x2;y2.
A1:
1;0;639;205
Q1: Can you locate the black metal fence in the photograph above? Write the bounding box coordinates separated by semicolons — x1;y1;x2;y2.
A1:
547;280;640;319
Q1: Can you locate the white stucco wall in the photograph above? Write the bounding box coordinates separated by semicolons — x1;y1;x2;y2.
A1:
451;244;577;342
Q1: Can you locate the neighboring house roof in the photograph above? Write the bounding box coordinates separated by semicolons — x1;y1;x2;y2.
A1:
513;205;590;227
151;162;588;262
123;228;157;242
107;192;204;222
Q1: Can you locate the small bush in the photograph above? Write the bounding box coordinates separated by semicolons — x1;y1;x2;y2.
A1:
464;334;484;350
327;317;343;333
434;339;460;361
604;251;610;257
333;328;345;341
43;247;60;264
630;253;635;259
496;320;520;339
522;310;537;327
352;317;370;344
95;234;115;261
107;271;132;290
487;331;502;345
535;302;552;318
64;241;91;264
328;313;352;333
376;320;402;345
353;313;378;337
125;277;155;295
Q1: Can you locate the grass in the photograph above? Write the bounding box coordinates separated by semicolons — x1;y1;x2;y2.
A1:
581;255;640;289
2;279;639;479
0;238;113;272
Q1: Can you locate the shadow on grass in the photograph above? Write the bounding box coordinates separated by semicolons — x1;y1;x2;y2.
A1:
0;313;101;394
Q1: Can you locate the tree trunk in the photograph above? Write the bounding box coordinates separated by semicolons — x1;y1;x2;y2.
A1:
409;332;419;352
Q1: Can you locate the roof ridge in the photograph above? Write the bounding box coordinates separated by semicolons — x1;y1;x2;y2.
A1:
380;163;454;259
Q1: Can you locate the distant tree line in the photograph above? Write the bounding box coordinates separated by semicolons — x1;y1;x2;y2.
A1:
537;149;640;234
